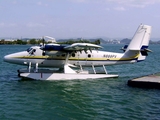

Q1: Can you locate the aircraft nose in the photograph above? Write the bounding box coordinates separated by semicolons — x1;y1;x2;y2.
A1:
3;51;28;64
3;54;12;62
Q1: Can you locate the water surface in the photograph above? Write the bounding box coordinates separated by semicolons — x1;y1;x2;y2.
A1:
0;44;160;120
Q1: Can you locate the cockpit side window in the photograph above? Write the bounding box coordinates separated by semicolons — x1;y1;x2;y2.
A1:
31;49;36;55
27;48;33;53
33;49;36;52
27;47;36;55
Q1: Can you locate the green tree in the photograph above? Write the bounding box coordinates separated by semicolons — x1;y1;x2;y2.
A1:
29;39;37;44
22;41;27;45
16;39;23;44
95;39;100;45
0;39;5;44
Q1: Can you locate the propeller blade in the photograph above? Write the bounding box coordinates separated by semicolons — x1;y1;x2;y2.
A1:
41;36;45;56
42;36;45;46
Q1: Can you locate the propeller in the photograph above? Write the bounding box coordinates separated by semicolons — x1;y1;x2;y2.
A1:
42;36;45;46
41;36;45;56
39;36;56;56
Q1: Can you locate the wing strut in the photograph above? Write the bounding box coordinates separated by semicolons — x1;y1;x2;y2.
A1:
64;52;77;74
65;52;70;65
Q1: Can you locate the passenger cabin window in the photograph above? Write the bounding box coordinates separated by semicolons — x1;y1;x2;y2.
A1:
72;53;75;57
88;54;91;58
62;54;65;57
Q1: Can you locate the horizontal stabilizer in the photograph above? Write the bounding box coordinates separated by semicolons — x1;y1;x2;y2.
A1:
120;45;128;52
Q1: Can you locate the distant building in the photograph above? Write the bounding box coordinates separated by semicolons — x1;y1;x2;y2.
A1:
0;39;16;44
4;39;16;42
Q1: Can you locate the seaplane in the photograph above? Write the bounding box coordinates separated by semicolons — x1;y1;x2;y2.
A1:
3;24;152;80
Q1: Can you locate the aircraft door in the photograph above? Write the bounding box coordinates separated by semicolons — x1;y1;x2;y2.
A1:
76;51;88;66
76;51;93;66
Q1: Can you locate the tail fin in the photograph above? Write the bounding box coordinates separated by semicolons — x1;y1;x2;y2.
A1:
125;24;152;61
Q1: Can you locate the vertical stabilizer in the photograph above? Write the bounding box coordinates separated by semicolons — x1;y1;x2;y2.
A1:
124;24;152;61
126;24;152;52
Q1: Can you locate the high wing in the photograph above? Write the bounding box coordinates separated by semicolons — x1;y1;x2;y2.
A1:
40;42;102;56
63;43;102;51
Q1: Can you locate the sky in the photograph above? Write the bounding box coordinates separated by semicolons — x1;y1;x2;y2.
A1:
0;0;160;39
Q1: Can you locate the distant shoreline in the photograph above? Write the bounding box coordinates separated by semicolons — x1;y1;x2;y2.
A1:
0;38;160;45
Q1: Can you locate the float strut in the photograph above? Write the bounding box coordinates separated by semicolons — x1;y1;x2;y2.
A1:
103;65;107;74
92;64;96;74
79;64;83;71
35;63;38;72
28;62;31;73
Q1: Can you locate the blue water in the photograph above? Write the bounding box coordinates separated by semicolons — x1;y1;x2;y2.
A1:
0;44;160;120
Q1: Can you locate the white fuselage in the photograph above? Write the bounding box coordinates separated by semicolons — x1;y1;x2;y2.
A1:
3;46;138;68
